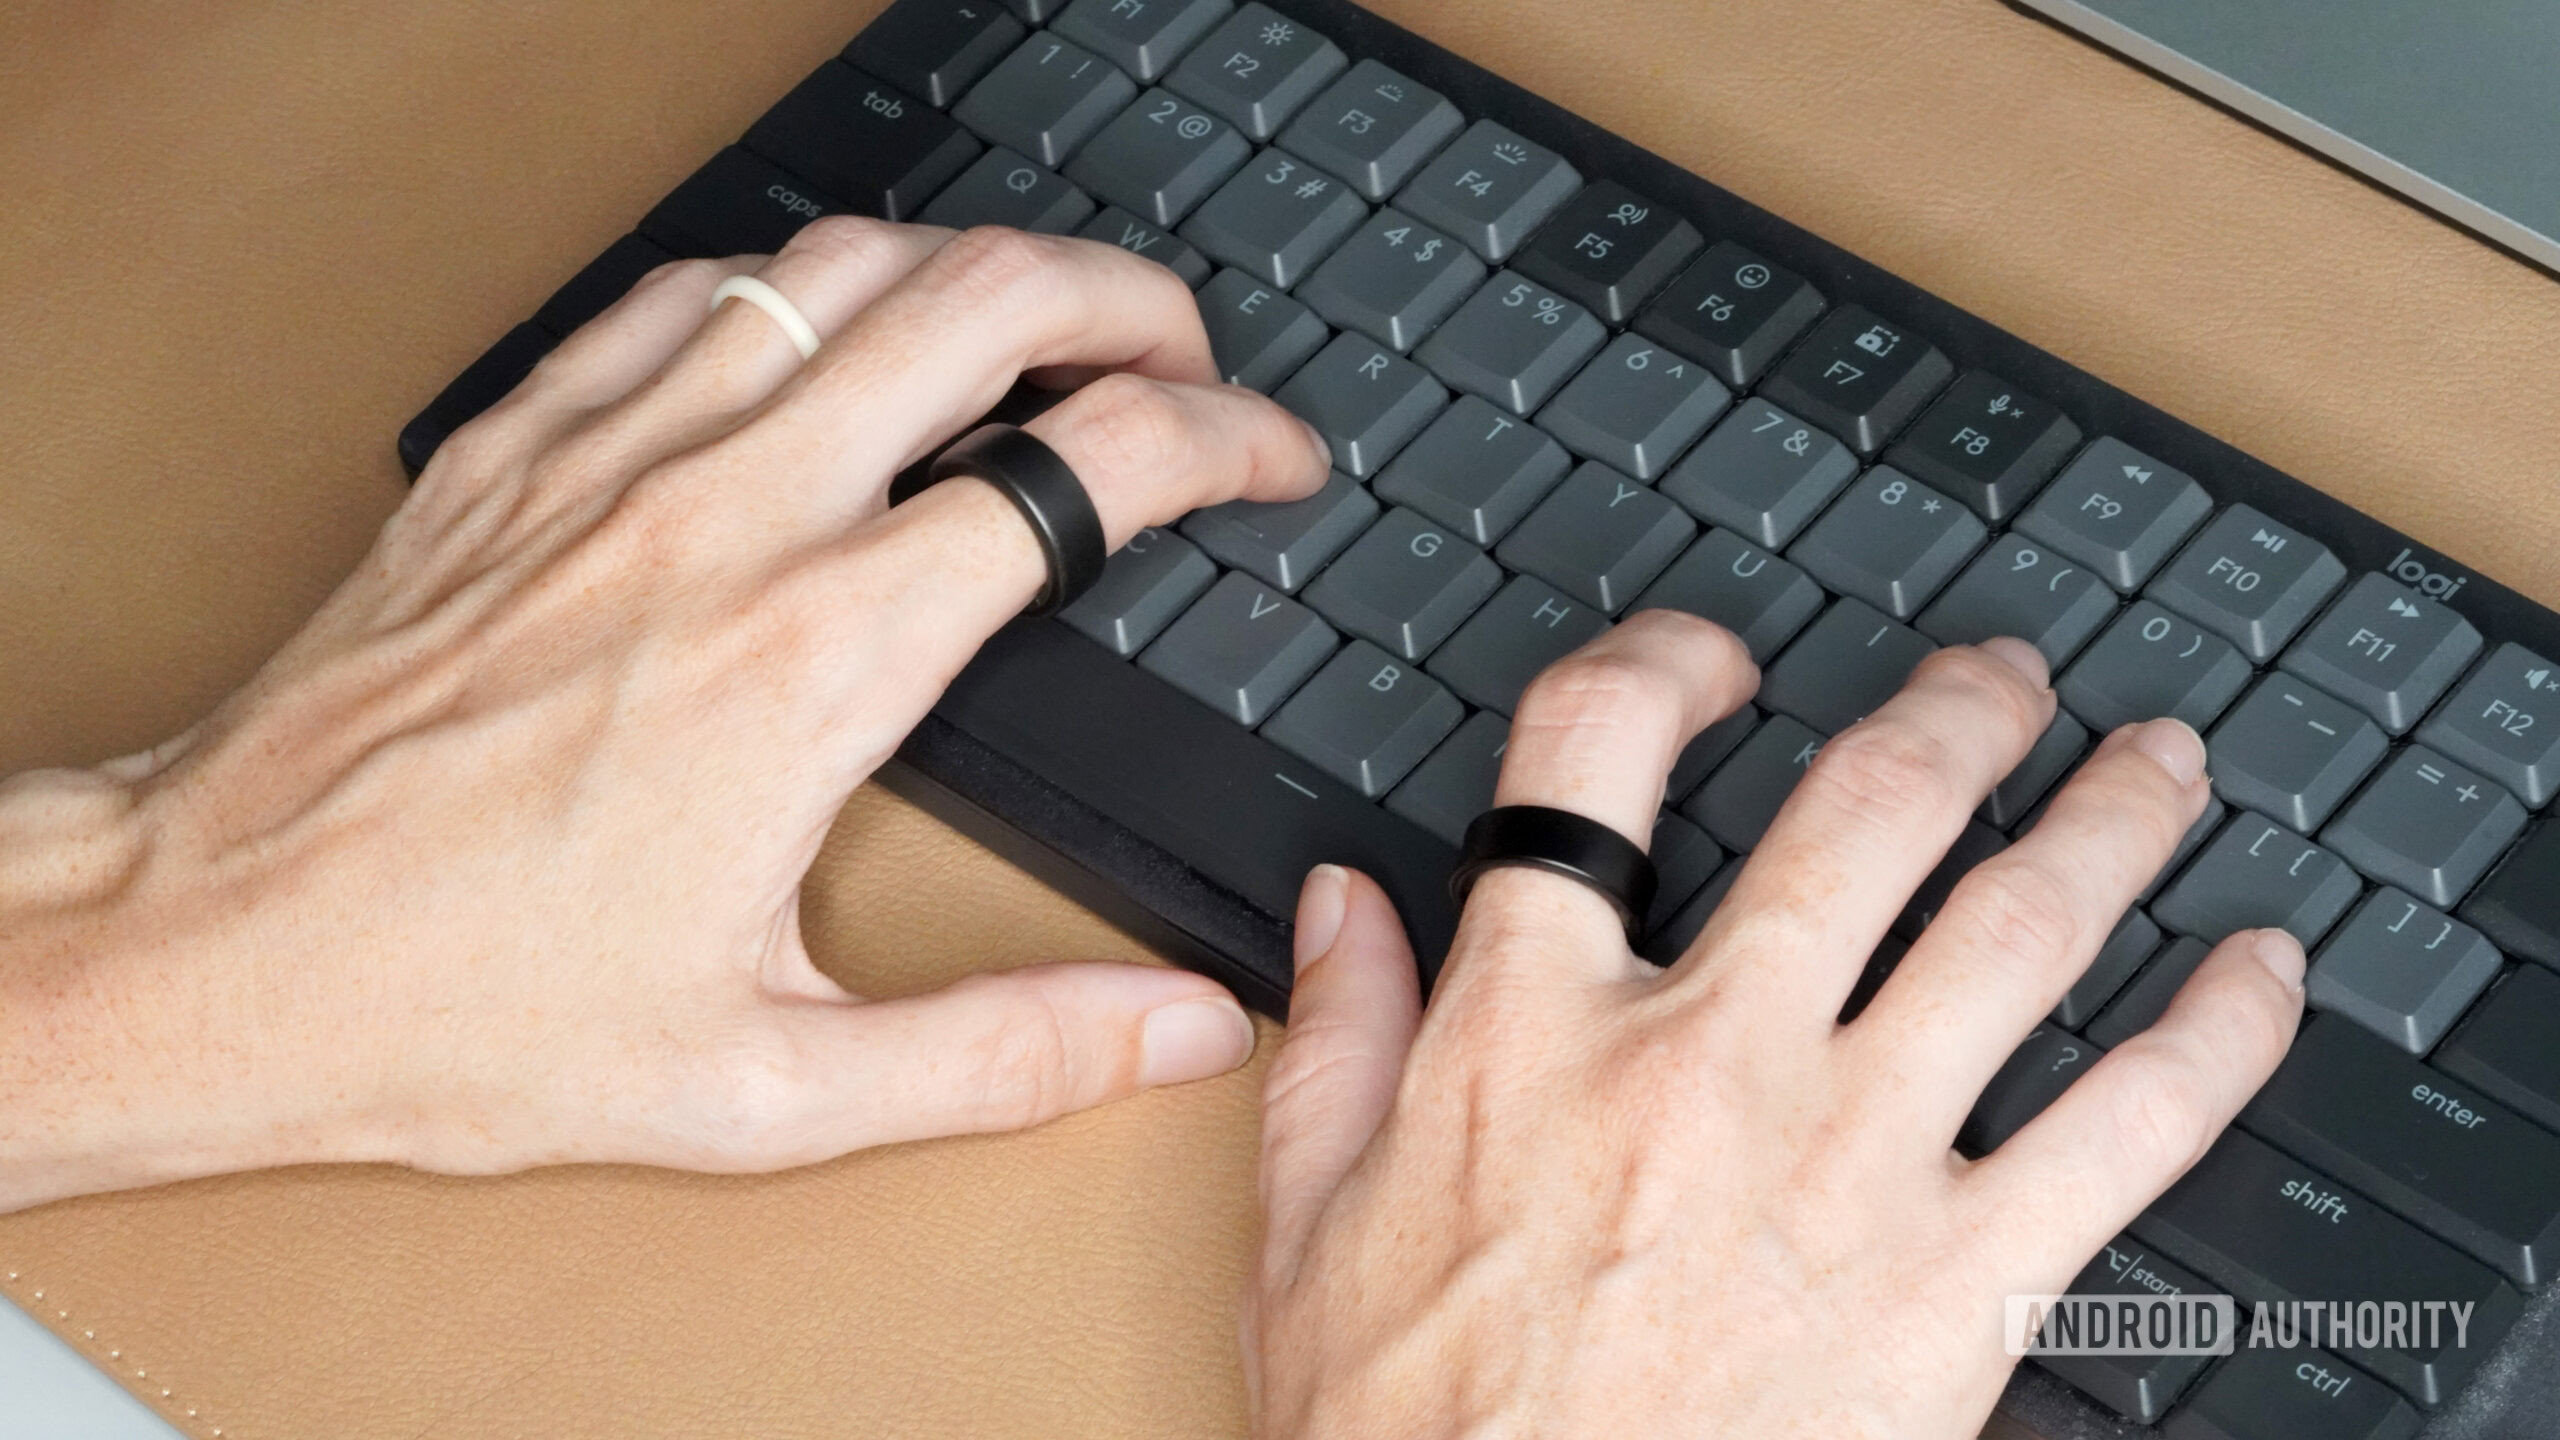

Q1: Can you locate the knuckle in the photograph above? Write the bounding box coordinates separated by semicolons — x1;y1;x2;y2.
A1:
955;975;1080;1130
2101;1043;2219;1176
682;1030;815;1163
1947;859;2086;971
1517;650;1681;739
638;256;736;299
1802;720;1960;822
937;225;1061;309
1059;372;1194;479
781;213;900;272
1921;646;2046;737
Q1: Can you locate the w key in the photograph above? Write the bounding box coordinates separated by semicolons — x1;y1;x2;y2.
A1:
2242;1015;2560;1289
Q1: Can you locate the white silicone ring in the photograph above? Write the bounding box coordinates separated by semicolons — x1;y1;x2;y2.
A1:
709;275;822;360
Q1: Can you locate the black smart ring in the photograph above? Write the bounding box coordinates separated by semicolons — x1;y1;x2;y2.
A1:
1450;805;1659;941
930;424;1108;618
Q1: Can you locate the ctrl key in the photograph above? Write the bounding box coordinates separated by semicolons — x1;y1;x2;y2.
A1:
2162;1345;2419;1440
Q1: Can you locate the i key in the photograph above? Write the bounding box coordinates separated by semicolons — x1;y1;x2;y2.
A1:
2416;642;2560;806
2322;745;2526;907
2281;573;2482;733
1512;179;1705;323
1758;598;1938;735
1635;241;1827;389
1756;305;1953;455
2243;1014;2560;1289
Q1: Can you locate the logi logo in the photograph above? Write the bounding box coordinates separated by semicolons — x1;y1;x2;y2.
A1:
2388;549;2469;602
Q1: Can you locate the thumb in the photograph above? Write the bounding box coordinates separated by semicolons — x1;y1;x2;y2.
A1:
1257;865;1423;1286
789;960;1258;1151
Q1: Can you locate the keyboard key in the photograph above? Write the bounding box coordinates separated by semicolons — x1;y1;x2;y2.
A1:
2323;746;2526;907
1756;305;1953;455
2052;909;2161;1029
1414;271;1609;416
1667;704;1761;801
1959;1023;2100;1154
1895;820;2008;939
2159;1342;2421;1440
2462;821;2560;969
1301;506;1503;660
1386;709;1508;845
2244;1014;2560;1289
1785;467;1986;620
1163;2;1347;139
1064;88;1253;225
1882;371;2082;522
1917;533;2117;669
997;0;1060;23
1759;598;1937;735
2147;797;2226;903
2438;964;2560;1134
1051;0;1231;81
397;324;554;476
1657;400;1860;549
952;33;1139;167
641;146;844;257
2279;574;2482;734
2149;505;2347;661
1178;148;1369;287
1179;469;1377;591
1425;575;1609;714
1682;715;1825;851
1272;332;1448;476
1536;333;1733;480
2057;600;2251;733
1494;462;1697;613
1276;59;1465;200
2307;889;2503;1055
1393;119;1582;263
1644;859;1742;963
2152;814;2360;946
1058;525;1218;655
1630;528;1825;664
1137;570;1339;723
746;64;981;222
1260;640;1465;797
1634;241;1825;389
1985;710;2091;832
1076;206;1212;285
2415;642;2560;806
2086;936;2213;1048
2013;438;2213;592
845;0;1026;109
1194;267;1328;388
916;147;1097;232
2035;1239;2214;1424
1645;814;1727;938
2205;674;2390;833
533;233;675;337
1295;208;1487;351
1510;179;1704;323
2131;1127;2525;1408
1371;395;1571;545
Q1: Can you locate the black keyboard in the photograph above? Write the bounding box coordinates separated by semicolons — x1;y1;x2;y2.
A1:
398;2;2560;1434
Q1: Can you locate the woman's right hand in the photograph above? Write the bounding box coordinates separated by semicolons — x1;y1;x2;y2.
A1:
1246;614;2306;1439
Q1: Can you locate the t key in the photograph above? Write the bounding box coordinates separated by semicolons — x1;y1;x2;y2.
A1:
1372;395;1572;545
1759;598;1937;735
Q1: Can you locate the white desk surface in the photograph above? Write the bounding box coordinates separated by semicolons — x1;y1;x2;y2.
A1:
0;1297;179;1439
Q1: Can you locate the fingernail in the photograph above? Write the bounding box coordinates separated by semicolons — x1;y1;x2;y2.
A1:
1295;864;1350;969
1978;636;2050;690
2253;929;2308;993
1140;997;1256;1087
2129;717;2208;787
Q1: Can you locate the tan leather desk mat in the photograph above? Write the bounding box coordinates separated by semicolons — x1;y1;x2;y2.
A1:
3;0;2557;1434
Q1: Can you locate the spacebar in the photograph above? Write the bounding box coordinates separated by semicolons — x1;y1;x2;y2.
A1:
933;621;1462;976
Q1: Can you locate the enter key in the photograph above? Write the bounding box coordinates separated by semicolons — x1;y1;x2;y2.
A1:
2242;1014;2560;1290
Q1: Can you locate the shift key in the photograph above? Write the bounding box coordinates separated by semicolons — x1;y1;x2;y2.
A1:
2130;1128;2525;1408
2242;1014;2560;1289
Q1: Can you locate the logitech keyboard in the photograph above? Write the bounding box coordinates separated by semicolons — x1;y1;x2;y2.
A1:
397;2;2560;1435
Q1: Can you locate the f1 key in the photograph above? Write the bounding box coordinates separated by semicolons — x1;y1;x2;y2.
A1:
2242;1014;2560;1289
